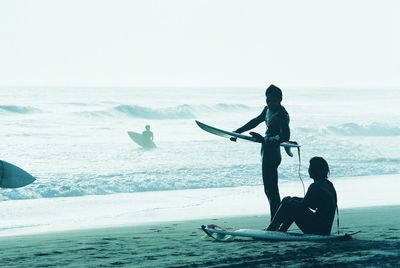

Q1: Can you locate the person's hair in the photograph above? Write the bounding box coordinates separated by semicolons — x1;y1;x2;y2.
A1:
265;84;282;101
309;156;330;179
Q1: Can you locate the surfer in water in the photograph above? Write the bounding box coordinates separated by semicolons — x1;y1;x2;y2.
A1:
232;84;290;222
267;157;337;235
142;125;154;141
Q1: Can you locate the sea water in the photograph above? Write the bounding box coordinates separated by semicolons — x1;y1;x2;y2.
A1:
1;87;399;201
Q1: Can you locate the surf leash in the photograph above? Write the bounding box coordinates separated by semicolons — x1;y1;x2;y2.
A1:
336;206;340;235
287;141;305;197
296;145;305;197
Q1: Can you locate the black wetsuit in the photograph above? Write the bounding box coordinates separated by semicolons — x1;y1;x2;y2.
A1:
236;105;290;221
277;179;337;235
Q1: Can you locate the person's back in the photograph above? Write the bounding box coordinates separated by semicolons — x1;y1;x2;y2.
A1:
303;179;337;234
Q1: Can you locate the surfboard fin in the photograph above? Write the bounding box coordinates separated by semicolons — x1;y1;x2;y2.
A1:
283;141;299;157
284;147;293;157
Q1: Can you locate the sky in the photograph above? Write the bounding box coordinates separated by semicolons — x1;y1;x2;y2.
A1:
0;0;399;88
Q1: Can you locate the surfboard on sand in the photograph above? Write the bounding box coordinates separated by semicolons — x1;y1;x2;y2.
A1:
201;224;353;242
0;160;36;189
195;120;300;156
127;131;156;149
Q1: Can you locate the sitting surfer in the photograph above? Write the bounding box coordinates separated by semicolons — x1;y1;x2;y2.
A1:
232;84;290;222
142;125;154;141
267;157;337;235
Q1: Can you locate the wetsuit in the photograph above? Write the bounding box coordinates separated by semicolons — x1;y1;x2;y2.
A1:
236;105;290;221
274;179;337;235
142;130;153;141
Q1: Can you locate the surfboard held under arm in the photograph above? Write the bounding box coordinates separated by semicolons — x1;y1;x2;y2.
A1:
127;131;156;149
195;120;300;149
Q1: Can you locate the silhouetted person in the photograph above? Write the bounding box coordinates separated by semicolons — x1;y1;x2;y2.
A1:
267;157;337;235
142;125;154;141
232;84;290;222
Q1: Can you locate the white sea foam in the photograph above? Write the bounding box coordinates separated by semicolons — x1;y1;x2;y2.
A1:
0;174;398;237
0;87;399;201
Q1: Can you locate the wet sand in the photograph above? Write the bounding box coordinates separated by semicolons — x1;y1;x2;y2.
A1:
0;205;399;267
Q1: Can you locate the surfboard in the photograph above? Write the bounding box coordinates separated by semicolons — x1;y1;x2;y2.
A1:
0;160;36;188
195;120;300;156
195;120;299;148
127;131;156;149
201;224;353;242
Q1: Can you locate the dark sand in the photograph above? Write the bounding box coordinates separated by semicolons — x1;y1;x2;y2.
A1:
0;205;399;267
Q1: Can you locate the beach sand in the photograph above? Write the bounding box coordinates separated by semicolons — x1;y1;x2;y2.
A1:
0;205;399;267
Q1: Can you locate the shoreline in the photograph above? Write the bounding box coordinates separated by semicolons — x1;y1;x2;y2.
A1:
0;173;399;237
0;204;399;239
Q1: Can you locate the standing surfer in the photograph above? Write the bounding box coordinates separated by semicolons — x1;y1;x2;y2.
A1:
232;84;290;222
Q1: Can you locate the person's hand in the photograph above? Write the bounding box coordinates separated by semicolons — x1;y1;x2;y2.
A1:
265;135;280;145
249;132;264;143
230;130;240;142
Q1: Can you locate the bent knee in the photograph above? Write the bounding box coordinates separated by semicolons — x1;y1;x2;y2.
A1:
281;196;303;207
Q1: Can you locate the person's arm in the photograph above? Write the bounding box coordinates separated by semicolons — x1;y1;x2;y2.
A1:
302;184;319;210
150;132;154;141
235;107;267;133
278;112;290;143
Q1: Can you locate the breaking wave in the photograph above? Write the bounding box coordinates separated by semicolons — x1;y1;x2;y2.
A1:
298;122;400;137
114;104;196;119
324;122;400;136
0;105;41;114
75;103;251;119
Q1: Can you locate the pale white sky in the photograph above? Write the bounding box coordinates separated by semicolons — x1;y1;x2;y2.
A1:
0;0;399;88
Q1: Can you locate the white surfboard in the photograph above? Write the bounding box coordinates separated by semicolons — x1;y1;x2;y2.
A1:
195;120;300;157
0;160;36;188
201;224;353;242
127;131;156;149
195;120;299;148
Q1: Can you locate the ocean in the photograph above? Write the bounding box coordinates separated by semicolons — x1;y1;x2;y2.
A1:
1;87;399;201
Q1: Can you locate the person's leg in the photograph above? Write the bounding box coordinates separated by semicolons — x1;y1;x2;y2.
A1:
262;156;282;222
268;198;325;234
267;197;294;231
278;197;304;231
291;208;322;234
278;216;295;232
